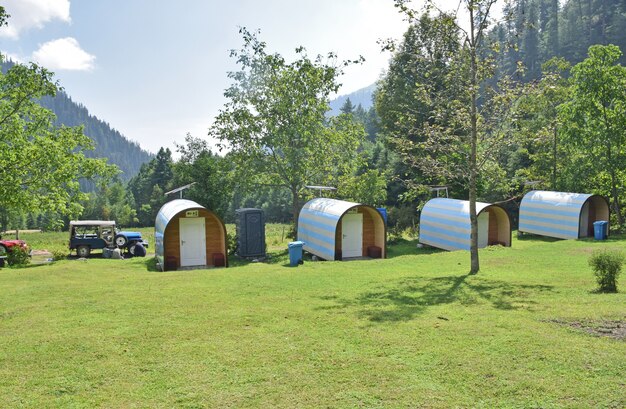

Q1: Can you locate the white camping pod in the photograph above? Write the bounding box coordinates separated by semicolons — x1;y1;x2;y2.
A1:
519;190;610;239
297;198;386;260
419;198;512;251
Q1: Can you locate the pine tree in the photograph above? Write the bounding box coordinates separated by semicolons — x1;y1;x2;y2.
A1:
340;97;355;115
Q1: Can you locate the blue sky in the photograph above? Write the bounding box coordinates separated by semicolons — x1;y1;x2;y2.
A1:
0;1;441;154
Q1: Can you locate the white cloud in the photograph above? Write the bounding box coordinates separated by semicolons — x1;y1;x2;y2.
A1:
32;37;95;71
0;0;70;39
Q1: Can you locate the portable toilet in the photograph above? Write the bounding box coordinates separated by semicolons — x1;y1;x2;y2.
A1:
235;208;266;258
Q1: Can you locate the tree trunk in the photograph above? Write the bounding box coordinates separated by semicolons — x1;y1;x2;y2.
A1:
552;123;557;190
291;187;300;237
603;109;623;227
469;4;480;275
609;166;623;227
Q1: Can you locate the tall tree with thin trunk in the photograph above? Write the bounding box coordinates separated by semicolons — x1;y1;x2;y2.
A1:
211;28;364;230
392;0;502;274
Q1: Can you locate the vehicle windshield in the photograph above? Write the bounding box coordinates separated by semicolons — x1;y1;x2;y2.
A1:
73;225;100;238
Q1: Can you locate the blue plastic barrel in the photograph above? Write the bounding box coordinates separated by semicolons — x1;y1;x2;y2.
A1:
288;241;305;266
593;221;608;240
377;207;388;224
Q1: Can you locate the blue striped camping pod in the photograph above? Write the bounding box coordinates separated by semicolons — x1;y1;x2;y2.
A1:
419;198;512;251
519;190;609;239
297;198;386;261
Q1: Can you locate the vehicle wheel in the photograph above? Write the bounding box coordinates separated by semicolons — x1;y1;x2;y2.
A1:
76;245;91;258
132;243;146;257
0;244;7;257
115;235;127;248
128;242;136;256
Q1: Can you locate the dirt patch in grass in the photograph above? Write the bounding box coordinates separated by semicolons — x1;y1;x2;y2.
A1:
548;318;626;341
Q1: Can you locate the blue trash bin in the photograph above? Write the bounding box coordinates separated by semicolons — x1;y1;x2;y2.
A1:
593;221;608;240
377;207;388;225
288;241;305;266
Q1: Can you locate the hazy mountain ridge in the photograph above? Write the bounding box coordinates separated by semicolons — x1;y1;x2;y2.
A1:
1;58;152;181
328;83;376;115
39;92;153;180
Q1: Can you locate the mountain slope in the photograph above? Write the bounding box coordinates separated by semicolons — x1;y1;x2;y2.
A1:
328;83;376;116
39;92;152;180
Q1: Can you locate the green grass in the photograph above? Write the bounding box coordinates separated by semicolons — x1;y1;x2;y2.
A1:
0;229;625;408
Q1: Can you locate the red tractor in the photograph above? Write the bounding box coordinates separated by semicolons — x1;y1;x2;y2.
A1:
0;239;29;267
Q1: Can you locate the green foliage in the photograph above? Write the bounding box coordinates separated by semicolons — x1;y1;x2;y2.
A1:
211;28;364;226
559;45;626;227
172;134;233;218
82;179;138;226
376;12;462;196
127;148;174;226
6;246;30;267
50;249;68;261
226;232;238;256
0;57;116;217
388;205;417;238
589;250;624;293
337;169;387;206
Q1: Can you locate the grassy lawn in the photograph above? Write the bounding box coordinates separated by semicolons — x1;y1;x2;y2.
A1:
0;229;625;408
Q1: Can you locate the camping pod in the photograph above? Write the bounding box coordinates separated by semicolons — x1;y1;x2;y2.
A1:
155;199;228;271
519;190;609;239
419;198;512;251
297;198;386;261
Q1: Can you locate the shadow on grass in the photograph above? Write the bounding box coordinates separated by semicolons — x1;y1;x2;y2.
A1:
144;257;159;272
318;274;554;322
385;238;445;259
515;233;561;243
517;231;625;245
141;249;293;271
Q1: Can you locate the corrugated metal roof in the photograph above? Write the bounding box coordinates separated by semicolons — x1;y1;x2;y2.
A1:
155;199;205;235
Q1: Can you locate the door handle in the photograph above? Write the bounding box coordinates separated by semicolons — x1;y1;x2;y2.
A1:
181;240;185;245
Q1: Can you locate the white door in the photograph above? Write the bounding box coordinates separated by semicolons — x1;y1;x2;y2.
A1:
180;217;206;267
477;211;489;248
342;213;363;258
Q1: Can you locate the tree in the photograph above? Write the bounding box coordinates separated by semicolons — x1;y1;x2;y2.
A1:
559;44;626;227
340;97;355;115
376;12;462;202
210;28;364;228
504;58;570;191
392;0;503;274
0;9;113;220
127;147;174;226
522;1;540;80
172;134;234;217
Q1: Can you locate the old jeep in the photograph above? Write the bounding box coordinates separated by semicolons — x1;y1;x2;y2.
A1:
69;220;148;257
